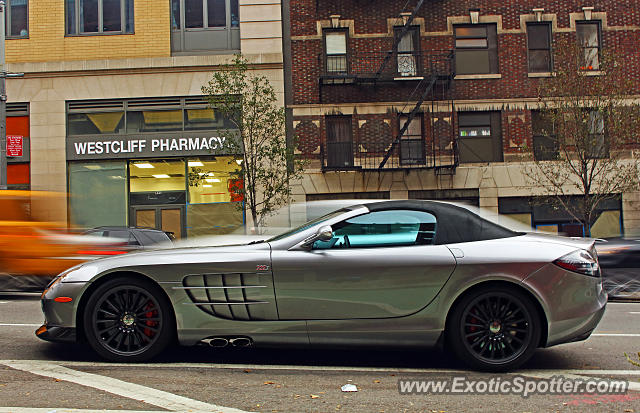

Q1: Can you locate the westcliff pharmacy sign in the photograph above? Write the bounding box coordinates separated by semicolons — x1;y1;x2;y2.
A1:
67;134;239;160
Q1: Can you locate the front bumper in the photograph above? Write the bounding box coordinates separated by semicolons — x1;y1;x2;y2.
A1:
37;280;88;343
35;324;77;343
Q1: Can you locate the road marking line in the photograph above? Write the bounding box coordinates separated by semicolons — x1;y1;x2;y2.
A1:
3;360;640;377
592;333;640;337
3;360;248;413
629;312;640;314
0;301;8;304
0;323;40;327
0;409;199;413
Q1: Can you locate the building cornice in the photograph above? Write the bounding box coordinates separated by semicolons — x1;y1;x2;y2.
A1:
7;53;284;78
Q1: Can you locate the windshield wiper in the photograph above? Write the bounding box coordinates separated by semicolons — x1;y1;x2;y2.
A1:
248;240;266;245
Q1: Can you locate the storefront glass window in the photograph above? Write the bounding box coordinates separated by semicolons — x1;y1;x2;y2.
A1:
129;159;186;193
126;110;183;133
69;161;127;228
68;111;125;135
187;157;239;203
591;210;621;238
187;157;243;236
187;203;243;237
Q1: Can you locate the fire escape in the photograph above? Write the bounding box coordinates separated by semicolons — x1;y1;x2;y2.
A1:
318;0;457;174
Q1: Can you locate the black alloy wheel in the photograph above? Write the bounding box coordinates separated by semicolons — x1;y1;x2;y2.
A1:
83;278;174;362
447;286;541;371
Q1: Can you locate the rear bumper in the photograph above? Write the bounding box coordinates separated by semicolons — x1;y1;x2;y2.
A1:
523;263;608;347
555;303;606;345
35;324;77;343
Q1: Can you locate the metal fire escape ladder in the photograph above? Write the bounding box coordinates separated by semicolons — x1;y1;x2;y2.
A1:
376;0;433;169
378;75;437;169
373;0;425;80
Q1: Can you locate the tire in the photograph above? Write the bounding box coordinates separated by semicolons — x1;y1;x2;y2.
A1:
82;277;175;362
446;285;541;372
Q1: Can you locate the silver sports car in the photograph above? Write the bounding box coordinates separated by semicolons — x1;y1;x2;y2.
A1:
37;200;607;371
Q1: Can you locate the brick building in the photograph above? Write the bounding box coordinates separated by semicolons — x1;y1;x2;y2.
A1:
6;0;284;237
284;0;640;236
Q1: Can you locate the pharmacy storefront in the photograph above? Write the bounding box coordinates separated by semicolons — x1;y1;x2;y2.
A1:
66;97;244;238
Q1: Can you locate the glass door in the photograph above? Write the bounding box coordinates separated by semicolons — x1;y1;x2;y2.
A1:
132;206;185;239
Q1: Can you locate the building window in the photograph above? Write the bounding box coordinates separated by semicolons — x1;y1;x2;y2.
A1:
457;112;503;163
454;24;498;75
498;196;622;238
587;109;607;158
69;161;128;228
171;0;240;53
324;29;348;74
5;0;28;38
576;21;601;70
395;26;420;77
67;97;234;136
66;0;134;35
325;116;353;167
527;23;552;73
399;114;424;165
532;110;558;161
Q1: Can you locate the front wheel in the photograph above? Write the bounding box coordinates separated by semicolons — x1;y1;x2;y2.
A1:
446;286;541;372
83;277;174;362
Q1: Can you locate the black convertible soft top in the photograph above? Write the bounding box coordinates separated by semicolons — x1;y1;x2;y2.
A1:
364;200;520;245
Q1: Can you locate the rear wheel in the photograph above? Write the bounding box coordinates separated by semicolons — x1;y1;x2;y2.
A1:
83;277;174;362
447;286;541;371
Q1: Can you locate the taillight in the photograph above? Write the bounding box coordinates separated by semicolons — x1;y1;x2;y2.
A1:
553;249;600;277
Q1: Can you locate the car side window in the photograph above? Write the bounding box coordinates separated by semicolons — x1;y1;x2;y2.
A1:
313;209;437;249
128;233;141;246
107;230;130;241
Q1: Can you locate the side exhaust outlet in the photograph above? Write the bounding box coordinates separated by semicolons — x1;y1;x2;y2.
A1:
229;337;252;347
201;338;229;348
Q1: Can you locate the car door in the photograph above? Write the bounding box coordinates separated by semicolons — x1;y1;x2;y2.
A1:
271;209;457;320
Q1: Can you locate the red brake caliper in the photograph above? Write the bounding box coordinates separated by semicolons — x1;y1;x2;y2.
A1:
143;302;158;337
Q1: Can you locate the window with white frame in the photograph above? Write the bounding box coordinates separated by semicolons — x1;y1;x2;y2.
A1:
66;0;134;35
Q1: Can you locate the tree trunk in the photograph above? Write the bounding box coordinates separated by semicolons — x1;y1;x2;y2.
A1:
251;208;259;235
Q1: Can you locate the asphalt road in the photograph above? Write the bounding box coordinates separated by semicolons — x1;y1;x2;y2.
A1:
0;293;639;412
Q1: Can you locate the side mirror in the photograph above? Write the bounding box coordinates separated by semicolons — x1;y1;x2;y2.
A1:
301;225;333;249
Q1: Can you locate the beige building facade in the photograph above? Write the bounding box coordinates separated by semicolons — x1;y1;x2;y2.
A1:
7;0;284;237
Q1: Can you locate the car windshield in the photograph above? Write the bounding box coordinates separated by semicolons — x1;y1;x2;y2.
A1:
267;208;351;242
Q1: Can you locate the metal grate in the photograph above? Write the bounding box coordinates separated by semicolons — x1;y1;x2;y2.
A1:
179;273;271;321
7;103;29;115
127;97;182;108
68;100;124;111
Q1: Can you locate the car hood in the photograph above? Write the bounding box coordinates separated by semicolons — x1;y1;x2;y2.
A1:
60;242;272;283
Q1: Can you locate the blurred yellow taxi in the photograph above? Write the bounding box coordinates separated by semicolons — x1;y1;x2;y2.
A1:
0;191;128;290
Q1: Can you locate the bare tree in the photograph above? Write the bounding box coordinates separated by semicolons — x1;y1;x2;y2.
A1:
202;55;305;232
523;40;640;236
